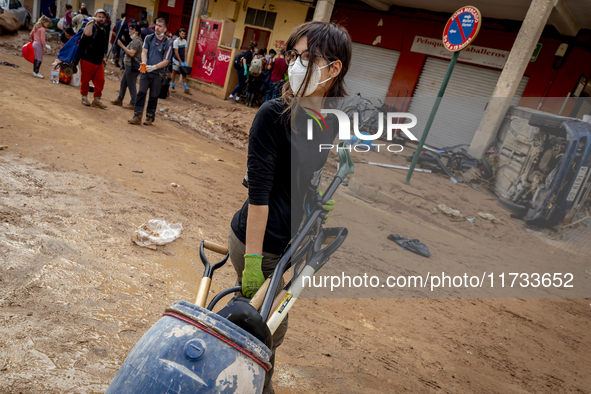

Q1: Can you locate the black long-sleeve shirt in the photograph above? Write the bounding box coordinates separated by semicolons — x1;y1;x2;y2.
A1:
230;99;337;255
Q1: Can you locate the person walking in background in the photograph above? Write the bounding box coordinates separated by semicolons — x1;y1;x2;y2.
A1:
128;18;172;126
64;4;73;28
79;9;109;109
108;13;128;67
260;48;275;101
60;27;75;48
104;13;112;42
72;7;89;32
170;28;190;94
266;48;288;101
111;23;142;109
228;41;257;102
47;0;57;18
30;15;51;79
244;49;266;107
140;20;154;40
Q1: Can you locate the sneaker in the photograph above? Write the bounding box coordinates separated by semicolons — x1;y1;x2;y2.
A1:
183;83;188;90
228;94;234;99
171;82;175;90
143;116;154;126
110;59;115;65
123;104;135;110
33;72;44;79
128;114;142;125
81;95;91;106
110;99;123;106
235;96;240;102
92;98;107;109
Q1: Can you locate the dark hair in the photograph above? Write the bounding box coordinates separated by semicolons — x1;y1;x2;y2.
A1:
269;49;277;55
129;22;138;32
65;27;75;35
80;7;88;15
65;4;72;9
280;48;286;56
281;21;352;103
258;48;266;56
155;17;167;28
249;41;257;51
140;19;148;28
121;12;126;18
179;27;187;34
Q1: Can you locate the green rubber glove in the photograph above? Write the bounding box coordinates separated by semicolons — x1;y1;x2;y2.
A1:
318;190;336;223
243;64;249;78
242;254;265;298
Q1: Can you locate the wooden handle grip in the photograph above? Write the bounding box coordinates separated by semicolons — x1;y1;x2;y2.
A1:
203;240;228;255
195;277;212;307
249;278;271;310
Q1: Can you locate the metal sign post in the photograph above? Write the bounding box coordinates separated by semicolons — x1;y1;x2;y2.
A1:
405;6;481;185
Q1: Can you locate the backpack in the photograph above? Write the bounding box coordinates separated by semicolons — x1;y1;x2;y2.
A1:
249;57;262;77
233;50;248;69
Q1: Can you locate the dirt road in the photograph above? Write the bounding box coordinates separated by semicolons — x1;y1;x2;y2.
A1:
1;33;590;393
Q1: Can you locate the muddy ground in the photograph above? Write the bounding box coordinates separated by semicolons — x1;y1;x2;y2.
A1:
1;31;590;393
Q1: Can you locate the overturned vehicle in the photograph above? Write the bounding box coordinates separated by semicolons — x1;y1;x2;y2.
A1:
494;106;591;227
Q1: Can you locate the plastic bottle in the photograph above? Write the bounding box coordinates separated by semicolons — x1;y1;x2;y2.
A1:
51;67;59;84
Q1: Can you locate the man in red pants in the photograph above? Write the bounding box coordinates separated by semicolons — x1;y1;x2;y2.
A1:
79;9;109;109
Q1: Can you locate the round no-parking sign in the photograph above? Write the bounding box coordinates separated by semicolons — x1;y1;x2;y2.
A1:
443;6;481;51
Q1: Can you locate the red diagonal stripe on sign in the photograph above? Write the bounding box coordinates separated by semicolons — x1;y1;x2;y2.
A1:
454;17;467;42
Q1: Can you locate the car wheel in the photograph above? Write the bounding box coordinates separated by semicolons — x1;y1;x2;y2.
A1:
497;198;528;218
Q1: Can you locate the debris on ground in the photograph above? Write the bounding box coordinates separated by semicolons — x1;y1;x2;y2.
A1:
132;219;183;248
478;212;502;224
132;169;143;173
467;217;476;223
437;204;463;218
171;182;180;187
0;145;7;150
0;61;18;67
387;234;431;257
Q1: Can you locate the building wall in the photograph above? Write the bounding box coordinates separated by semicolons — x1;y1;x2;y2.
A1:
206;0;308;52
332;3;591;117
96;0;159;22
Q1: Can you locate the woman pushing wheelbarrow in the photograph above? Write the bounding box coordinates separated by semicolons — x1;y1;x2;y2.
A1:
227;21;353;394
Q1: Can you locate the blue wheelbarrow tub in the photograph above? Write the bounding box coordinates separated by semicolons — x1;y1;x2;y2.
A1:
106;300;272;394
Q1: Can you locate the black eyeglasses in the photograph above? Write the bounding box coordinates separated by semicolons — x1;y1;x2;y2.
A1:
285;50;327;67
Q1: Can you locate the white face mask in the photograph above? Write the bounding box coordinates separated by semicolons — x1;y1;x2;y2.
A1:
288;59;334;97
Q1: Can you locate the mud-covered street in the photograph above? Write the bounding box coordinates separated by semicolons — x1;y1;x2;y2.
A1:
1;32;590;394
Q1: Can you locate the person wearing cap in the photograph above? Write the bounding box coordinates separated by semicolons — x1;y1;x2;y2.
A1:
79;9;109;109
128;18;172;126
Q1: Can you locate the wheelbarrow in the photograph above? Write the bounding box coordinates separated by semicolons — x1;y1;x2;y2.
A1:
106;142;354;394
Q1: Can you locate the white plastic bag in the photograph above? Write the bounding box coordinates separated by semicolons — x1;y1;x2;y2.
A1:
69;67;80;87
57;18;65;31
133;219;183;247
